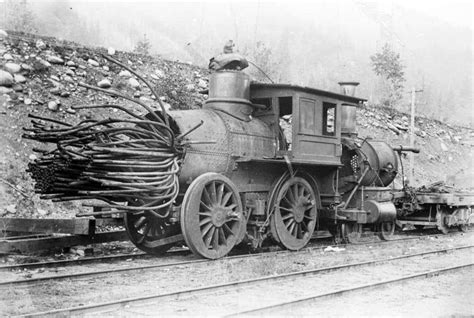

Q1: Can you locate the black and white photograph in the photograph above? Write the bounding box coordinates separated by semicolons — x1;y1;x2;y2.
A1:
0;0;473;316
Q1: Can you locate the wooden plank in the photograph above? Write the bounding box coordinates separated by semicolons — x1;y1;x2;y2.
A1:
0;231;129;254
95;218;123;227
0;218;94;235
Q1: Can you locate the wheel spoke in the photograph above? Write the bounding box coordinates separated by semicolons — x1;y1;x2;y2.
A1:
221;192;232;206
199;211;212;217
201;222;213;237
217;183;224;204
279;205;294;213
136;222;152;244
209;182;217;203
285;188;295;203
283;196;293;206
223;223;235;236
202;187;212;205
219;228;227;245
288;221;296;235
212;227;219;249
134;216;147;230
281;212;294;220
292;184;299;202
301;221;308;231
205;226;216;248
200;217;212;226
226;203;237;210
200;201;212;211
297;223;302;239
290;222;297;236
284;218;295;228
299;184;305;197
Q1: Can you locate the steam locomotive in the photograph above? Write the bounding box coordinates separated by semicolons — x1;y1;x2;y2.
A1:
26;56;474;259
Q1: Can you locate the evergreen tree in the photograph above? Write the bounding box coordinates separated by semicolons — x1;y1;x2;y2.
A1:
134;33;151;55
370;43;406;107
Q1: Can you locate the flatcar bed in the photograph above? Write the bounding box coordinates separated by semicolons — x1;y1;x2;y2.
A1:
415;191;474;206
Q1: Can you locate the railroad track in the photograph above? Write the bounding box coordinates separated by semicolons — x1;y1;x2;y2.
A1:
0;226;460;273
0;232;440;287
17;244;473;317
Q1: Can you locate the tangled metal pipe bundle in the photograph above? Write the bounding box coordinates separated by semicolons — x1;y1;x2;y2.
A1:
23;54;183;217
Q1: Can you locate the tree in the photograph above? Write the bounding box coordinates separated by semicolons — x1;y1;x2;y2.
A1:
370;43;405;107
2;0;37;33
134;33;151;55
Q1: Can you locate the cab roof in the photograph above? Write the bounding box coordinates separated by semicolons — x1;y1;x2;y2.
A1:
250;82;367;104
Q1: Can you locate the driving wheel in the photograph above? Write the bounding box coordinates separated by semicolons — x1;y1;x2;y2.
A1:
270;176;318;250
180;173;246;259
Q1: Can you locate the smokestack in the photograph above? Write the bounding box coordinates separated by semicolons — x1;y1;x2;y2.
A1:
338;82;359;97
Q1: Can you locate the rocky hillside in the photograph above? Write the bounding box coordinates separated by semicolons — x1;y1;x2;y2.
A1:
0;31;472;218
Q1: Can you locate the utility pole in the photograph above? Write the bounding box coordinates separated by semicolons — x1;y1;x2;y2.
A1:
409;87;423;186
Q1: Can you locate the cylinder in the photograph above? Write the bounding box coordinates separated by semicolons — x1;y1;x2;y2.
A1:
364;200;397;223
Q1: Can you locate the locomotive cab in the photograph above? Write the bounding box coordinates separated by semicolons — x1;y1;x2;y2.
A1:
250;83;362;166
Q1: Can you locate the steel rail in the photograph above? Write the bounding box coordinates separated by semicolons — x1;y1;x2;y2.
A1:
15;245;474;317
227;262;474;317
0;252;147;271
0;233;454;278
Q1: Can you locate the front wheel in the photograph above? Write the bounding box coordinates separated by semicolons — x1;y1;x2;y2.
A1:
180;173;246;259
124;211;180;255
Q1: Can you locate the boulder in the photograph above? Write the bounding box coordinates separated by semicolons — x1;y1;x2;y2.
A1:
12;84;23;92
97;79;112;88
0;86;13;94
197;79;207;89
50;87;61;95
21;63;33;71
66;60;76;67
128;78;140;88
62;75;74;83
88;59;99;67
33;59;51;71
47;55;64;64
3;53;13;60
47;100;60;111
4;62;21;74
107;47;116;55
36;40;47;50
14;74;26;83
0;29;8;38
0;70;14;86
119;70;132;78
